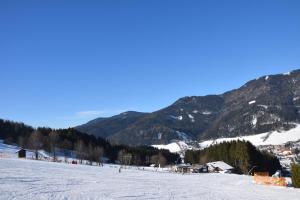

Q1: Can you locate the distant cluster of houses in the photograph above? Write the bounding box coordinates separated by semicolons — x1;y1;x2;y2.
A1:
172;161;234;174
258;141;300;157
257;142;300;170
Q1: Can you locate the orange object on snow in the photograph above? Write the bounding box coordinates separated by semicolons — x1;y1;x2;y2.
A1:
253;172;287;187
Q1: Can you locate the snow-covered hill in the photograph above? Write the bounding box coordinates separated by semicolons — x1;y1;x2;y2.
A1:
0;140;57;160
0;158;299;200
152;141;190;153
199;124;300;148
152;125;300;154
0;140;20;155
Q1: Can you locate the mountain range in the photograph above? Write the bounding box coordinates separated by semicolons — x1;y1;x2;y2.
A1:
76;69;300;146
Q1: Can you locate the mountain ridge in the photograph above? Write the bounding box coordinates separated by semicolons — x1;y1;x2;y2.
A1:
76;69;300;146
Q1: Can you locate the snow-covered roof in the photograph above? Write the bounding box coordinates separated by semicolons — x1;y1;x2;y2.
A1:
248;100;256;105
207;161;233;171
176;163;191;168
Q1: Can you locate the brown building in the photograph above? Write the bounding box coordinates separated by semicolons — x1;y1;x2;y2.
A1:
17;149;26;158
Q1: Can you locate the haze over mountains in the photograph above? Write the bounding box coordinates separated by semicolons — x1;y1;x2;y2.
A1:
76;69;300;146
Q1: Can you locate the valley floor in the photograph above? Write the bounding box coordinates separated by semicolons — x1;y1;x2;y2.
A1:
0;158;300;200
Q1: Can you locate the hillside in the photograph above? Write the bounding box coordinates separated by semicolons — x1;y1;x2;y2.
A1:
0;119;180;166
76;69;300;146
76;111;148;139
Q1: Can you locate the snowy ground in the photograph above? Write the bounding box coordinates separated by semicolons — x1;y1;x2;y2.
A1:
1;158;300;200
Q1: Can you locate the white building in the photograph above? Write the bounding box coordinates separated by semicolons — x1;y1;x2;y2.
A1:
206;161;234;173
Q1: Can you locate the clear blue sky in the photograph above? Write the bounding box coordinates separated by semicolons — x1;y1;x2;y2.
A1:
1;0;300;128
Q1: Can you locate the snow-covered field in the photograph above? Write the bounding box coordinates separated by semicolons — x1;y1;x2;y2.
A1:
0;158;300;200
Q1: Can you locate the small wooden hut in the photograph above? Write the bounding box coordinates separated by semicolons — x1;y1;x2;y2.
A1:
17;148;26;158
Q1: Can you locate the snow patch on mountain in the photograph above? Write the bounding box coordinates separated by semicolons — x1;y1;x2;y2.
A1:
169;115;183;121
152;141;189;153
188;114;194;119
248;100;256;105
187;114;195;122
202;111;212;115
157;132;162;140
252;116;257;127
258;105;268;109
169;115;177;120
176;131;191;142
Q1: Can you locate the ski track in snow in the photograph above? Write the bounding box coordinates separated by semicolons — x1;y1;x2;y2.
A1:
0;158;300;200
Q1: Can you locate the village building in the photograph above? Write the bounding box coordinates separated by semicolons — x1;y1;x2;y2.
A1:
191;164;208;173
206;161;234;173
173;163;192;173
282;150;292;156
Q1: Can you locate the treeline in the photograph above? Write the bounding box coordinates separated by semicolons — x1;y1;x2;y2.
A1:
185;140;281;174
0;119;180;166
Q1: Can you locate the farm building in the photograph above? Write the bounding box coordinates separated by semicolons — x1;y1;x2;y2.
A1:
206;161;234;173
173;163;192;173
191;164;208;173
16;148;26;158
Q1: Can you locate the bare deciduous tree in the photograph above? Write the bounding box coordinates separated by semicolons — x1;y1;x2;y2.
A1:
199;154;208;164
93;146;104;166
49;131;59;161
150;153;166;168
158;152;167;167
150;154;159;166
28;130;42;160
87;143;94;165
118;150;132;167
145;155;150;166
17;136;26;148
62;139;72;163
75;140;85;164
